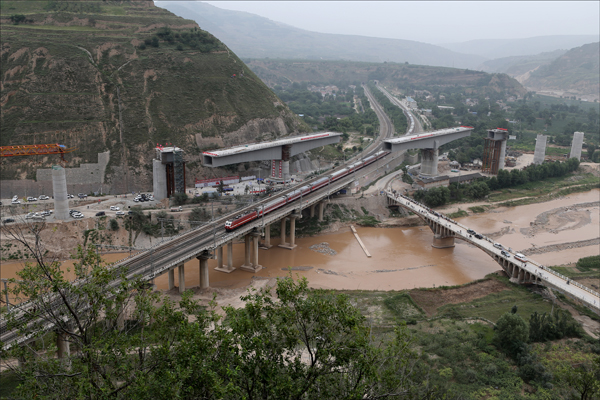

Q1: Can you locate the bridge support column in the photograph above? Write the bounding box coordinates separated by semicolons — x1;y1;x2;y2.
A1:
217;246;223;269
241;233;262;272
262;224;272;249
318;201;325;222
178;264;186;293
56;331;70;359
198;253;211;289
432;234;455;249
279;218;288;247
280;215;299;250
310;204;316;218
168;269;175;290
215;241;236;273
420;148;439;176
518;268;524;283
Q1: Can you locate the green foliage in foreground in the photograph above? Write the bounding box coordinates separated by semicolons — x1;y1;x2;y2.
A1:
2;243;440;399
577;255;600;272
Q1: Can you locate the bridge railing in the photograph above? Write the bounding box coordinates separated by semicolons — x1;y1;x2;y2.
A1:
385;190;600;301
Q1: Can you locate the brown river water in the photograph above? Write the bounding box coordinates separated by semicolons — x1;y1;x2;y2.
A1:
2;190;598;295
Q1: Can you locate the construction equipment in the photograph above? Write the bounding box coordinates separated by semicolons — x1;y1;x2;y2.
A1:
0;144;76;163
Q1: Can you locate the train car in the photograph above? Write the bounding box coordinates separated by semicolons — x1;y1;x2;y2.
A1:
225;151;389;231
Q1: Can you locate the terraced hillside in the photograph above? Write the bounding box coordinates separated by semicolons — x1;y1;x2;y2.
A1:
0;0;308;192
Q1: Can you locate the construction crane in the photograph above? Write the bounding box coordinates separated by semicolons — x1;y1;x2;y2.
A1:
0;144;76;163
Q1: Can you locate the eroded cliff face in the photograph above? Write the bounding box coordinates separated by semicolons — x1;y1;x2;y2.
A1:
0;1;309;193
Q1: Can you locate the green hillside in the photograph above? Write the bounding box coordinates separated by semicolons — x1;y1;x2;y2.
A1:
0;1;308;190
523;42;599;99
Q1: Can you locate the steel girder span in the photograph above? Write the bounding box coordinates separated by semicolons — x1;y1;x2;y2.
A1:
202;132;342;167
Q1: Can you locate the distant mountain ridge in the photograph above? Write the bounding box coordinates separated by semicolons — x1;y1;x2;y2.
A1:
156;1;486;69
441;35;599;59
522;42;600;100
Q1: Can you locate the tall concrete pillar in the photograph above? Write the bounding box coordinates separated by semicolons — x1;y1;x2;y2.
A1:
420;148;439;176
198;255;210;289
512;265;519;279
318;202;325;222
569;131;584;161
217;246;223;269
533;134;547;165
498;140;507;170
263;224;272;248
282;144;291;183
310;204;316;218
280;215;299;250
152;159;168;201
280;218;287;246
215;241;235;273
178;264;186;293
51;166;69;220
56;331;70;359
518;268;524;283
168;269;175;290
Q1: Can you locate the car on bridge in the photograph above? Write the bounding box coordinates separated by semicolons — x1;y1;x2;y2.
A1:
474;233;483;239
515;253;528;262
493;243;503;250
467;229;476;235
501;250;511;258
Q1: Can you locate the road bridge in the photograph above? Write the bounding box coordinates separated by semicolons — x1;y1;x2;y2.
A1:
385;190;600;314
384;126;473;176
202;132;342;182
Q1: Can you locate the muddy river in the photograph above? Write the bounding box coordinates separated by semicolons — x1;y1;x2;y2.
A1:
2;190;598;295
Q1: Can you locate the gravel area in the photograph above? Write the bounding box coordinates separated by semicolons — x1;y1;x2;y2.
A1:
309;242;337;256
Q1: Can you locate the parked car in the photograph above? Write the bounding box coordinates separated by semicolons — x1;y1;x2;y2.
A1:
12;195;18;201
26;197;38;202
78;193;87;199
110;206;120;211
3;218;15;224
11;200;21;204
116;210;125;216
95;211;106;216
39;195;49;200
41;211;51;217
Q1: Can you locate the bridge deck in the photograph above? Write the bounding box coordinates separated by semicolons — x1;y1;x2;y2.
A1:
385;191;600;314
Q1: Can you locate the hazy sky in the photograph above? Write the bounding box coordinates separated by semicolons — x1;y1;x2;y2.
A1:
202;1;599;44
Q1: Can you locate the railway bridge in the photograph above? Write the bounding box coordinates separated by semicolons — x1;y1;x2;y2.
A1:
385;190;600;314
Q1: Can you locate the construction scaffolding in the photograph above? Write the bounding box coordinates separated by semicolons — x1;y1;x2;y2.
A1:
481;128;509;175
160;146;186;199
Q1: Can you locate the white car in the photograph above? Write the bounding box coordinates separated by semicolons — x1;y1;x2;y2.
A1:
27;197;38;202
115;210;125;216
25;212;35;219
11;200;21;205
110;206;120;211
39;195;49;200
12;195;18;201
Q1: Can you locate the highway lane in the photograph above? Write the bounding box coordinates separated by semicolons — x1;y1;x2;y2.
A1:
376;84;424;134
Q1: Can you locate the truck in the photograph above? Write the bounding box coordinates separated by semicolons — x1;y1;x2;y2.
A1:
171;206;183;212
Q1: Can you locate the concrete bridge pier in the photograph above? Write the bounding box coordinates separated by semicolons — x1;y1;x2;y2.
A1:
318;201;325;222
168;269;175;290
215;242;236;273
178;264;186;293
56;330;70;359
420;148;439;176
262;224;272;249
279;218;288;247
432;234;455;249
310;204;316;218
197;252;211;289
240;233;262;272
279;214;299;250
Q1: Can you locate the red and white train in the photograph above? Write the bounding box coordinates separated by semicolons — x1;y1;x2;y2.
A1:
225;150;388;231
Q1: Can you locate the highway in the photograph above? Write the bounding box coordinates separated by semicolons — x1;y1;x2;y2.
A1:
376;84;424;134
386;190;600;314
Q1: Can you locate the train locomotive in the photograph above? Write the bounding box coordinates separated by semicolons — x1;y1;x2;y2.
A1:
225;150;388;231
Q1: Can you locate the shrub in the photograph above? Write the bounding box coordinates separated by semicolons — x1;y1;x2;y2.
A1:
109;219;119;231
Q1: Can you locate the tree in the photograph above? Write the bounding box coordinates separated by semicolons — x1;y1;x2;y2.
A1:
494;312;529;358
172;192;188;205
556;356;600;400
109;218;119;231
